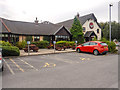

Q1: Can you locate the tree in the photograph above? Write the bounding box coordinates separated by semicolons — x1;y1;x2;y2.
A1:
70;16;84;44
99;21;120;41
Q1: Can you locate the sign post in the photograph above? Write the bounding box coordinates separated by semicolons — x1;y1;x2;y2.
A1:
75;41;77;48
27;41;30;56
53;41;56;53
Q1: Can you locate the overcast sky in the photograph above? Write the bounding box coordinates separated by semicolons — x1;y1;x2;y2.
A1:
0;0;119;24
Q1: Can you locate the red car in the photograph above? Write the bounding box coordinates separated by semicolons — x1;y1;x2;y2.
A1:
76;41;108;55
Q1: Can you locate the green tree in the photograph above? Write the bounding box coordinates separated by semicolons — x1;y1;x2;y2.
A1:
70;16;84;43
99;21;120;41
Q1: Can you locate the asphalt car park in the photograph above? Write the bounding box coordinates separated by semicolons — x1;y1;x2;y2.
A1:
2;52;118;88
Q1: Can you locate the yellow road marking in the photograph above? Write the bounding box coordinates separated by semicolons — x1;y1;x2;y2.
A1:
18;58;38;71
43;63;56;67
3;59;15;75
80;57;90;61
80;58;85;60
9;58;24;72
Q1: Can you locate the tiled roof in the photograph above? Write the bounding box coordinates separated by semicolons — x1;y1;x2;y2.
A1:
1;18;70;35
57;13;101;29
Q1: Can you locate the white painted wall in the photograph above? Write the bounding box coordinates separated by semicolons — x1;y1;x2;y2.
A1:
82;19;101;40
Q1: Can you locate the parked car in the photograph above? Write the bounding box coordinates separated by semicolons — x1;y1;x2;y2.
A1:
0;50;3;71
76;41;108;55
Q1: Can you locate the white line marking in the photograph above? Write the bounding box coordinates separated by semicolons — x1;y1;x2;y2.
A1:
18;58;38;71
9;58;24;72
3;59;15;75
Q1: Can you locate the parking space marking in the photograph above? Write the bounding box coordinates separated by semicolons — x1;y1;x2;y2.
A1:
3;59;15;75
18;58;38;71
9;58;24;72
43;63;56;68
80;57;90;61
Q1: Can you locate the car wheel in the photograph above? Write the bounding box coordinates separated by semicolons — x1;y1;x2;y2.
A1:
93;50;99;56
2;66;3;71
77;48;81;53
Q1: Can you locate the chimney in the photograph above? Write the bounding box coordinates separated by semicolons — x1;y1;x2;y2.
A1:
35;17;39;25
76;12;80;18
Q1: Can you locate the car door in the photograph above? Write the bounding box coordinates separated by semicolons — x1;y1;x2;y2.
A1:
82;42;90;52
89;42;97;53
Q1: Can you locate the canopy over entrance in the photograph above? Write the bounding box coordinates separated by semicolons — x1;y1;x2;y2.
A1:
84;31;97;42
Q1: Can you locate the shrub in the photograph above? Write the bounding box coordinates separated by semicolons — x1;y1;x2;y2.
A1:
16;41;27;50
31;41;49;48
56;41;75;47
92;37;97;41
106;41;117;53
56;41;67;45
67;41;75;46
100;39;117;53
100;38;107;42
1;46;20;56
0;41;12;46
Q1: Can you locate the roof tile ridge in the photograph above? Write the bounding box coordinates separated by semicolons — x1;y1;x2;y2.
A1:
0;18;11;32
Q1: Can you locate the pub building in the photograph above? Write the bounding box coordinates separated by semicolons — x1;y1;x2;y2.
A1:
0;13;101;43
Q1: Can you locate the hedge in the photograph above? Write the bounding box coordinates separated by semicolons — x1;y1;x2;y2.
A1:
56;41;75;47
0;41;12;46
100;38;117;53
31;41;49;48
1;46;20;56
106;41;117;53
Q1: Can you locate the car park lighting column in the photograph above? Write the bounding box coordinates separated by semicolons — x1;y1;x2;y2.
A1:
109;4;113;42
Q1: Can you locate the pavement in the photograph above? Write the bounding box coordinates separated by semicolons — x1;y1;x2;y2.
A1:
2;52;118;88
20;49;76;56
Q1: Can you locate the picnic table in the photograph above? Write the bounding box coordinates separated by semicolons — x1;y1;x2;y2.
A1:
23;44;39;52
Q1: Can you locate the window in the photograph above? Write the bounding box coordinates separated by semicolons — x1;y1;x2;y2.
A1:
90;42;97;45
83;27;86;32
34;36;40;41
97;29;99;33
83;42;90;46
100;43;107;46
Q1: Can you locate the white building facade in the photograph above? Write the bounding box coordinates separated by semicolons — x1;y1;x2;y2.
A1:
82;19;101;41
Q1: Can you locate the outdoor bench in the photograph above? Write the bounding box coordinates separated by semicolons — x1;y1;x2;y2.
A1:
23;44;39;52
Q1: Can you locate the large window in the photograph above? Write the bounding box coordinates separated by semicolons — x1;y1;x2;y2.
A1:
34;36;40;41
10;34;19;44
55;35;70;41
2;34;19;44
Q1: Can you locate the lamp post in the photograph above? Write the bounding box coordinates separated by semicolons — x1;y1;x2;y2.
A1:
109;4;113;42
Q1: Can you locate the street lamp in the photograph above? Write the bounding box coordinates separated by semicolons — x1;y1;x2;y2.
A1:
109;4;113;42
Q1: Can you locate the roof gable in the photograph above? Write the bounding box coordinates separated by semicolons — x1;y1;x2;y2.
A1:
84;31;97;37
57;13;101;29
54;26;71;36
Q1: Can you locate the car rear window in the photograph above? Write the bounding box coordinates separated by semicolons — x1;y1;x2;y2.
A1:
100;43;107;46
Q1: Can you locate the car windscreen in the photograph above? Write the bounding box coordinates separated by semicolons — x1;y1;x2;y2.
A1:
100;43;107;46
